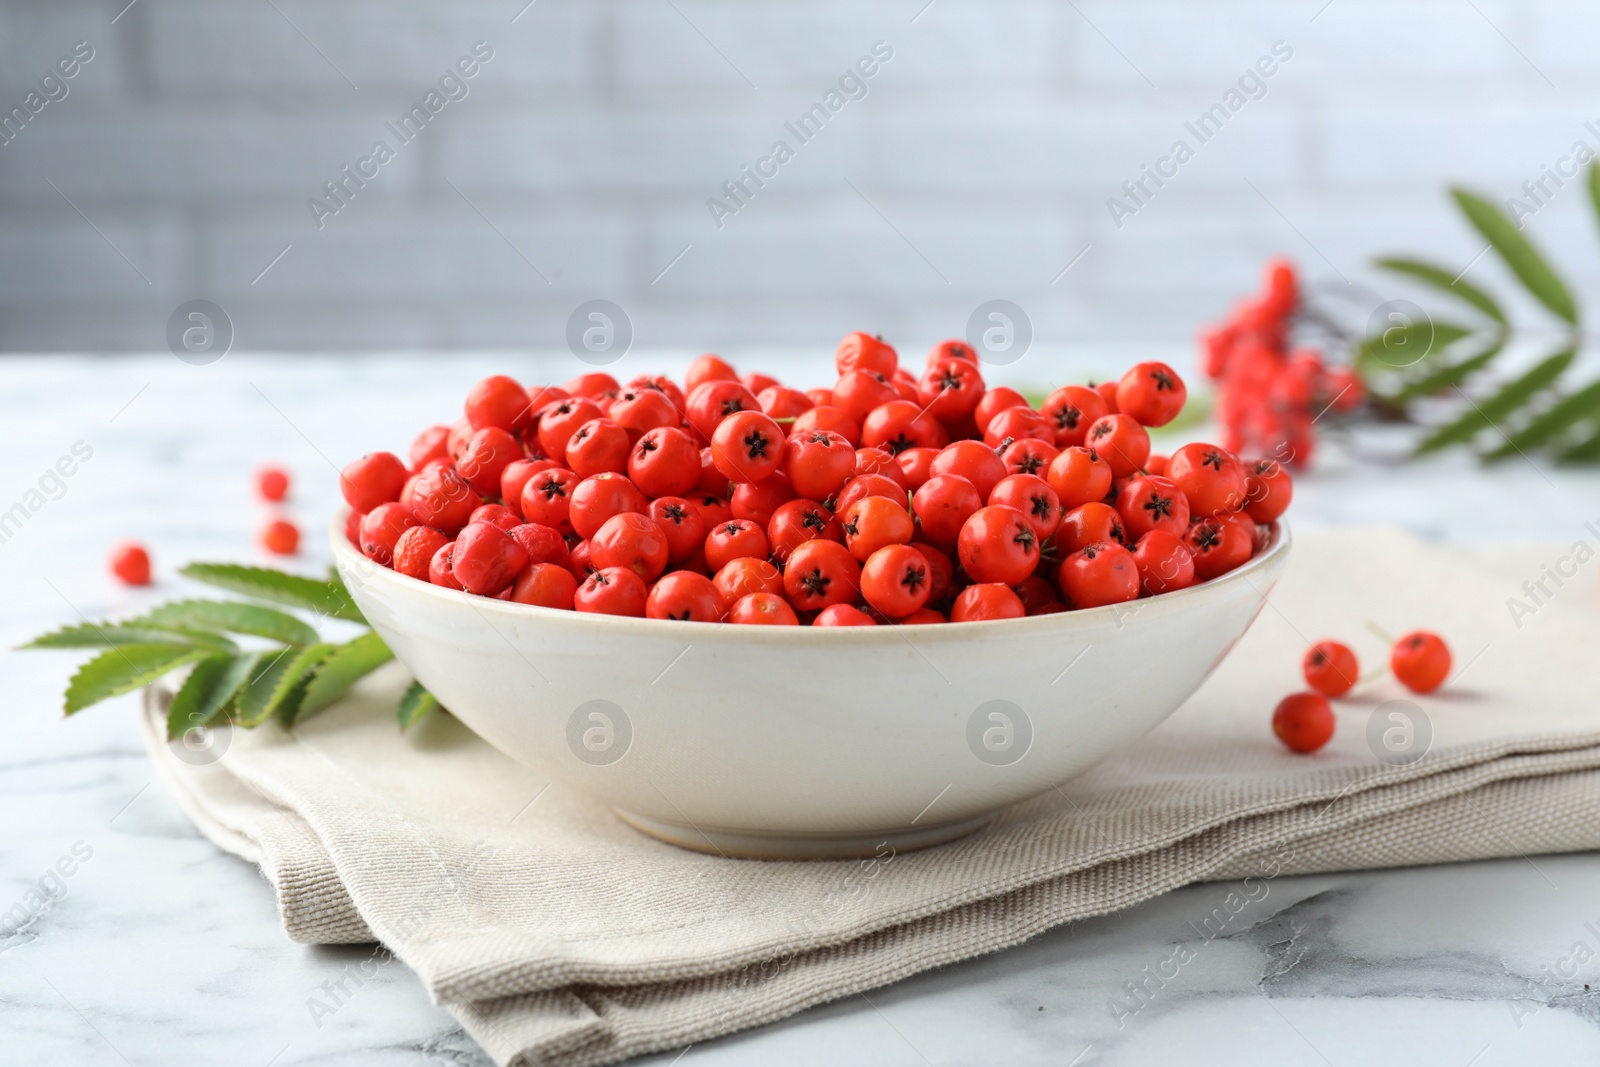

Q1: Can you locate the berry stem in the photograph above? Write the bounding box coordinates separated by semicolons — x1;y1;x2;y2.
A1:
1364;620;1396;645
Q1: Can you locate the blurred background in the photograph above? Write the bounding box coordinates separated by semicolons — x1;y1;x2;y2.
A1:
2;0;1597;357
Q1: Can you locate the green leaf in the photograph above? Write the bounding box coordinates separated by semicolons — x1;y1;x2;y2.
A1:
397;680;441;730
1415;348;1577;455
23;623;235;651
1393;339;1504;403
1558;427;1600;463
1374;257;1505;324
261;643;337;726
165;653;263;741
63;644;209;715
1451;188;1579;325
296;632;395;722
179;563;365;624
1484;378;1600;459
1589;161;1600;241
136;600;320;646
234;647;304;727
1357;321;1474;372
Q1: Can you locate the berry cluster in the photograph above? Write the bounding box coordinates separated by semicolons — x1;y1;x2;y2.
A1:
1200;259;1363;468
1273;629;1453;753
338;334;1294;625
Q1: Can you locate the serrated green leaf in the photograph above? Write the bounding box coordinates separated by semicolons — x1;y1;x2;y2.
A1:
1392;339;1504;403
165;653;264;741
63;644;209;715
136;600;320;646
1484;379;1600;460
296;632;394;722
179;563;365;624
235;647;303;727
397;680;441;730
262;643;337;726
23;623;235;651
1374;257;1505;324
1357;321;1474;372
1416;348;1576;455
1451;188;1578;325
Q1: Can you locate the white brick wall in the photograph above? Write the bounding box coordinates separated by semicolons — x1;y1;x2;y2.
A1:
0;0;1595;356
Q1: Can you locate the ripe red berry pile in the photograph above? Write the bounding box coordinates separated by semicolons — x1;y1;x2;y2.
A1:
338;333;1294;625
1200;259;1364;468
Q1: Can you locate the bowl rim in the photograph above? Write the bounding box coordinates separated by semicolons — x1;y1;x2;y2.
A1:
332;514;1289;644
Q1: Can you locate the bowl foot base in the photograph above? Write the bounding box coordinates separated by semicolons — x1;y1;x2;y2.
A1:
612;809;998;860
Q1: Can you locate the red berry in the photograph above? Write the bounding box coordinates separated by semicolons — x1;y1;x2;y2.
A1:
564;418;631;480
465;375;535;433
988;473;1062;542
568;472;647;541
840;495;915;561
1115;474;1190;542
1055;502;1127;556
911;474;983;549
973;386;1029;435
1184;515;1254;581
713;557;785;604
510;562;578;610
685;379;760;442
1304;640;1359;698
508;522;569;568
783;430;857;501
957;505;1039;586
686;354;739;393
646;571;726;622
500;458;555;517
1115;362;1187;427
646;497;708;563
862;400;949;455
626;426;700;499
409;425;452;469
758;385;814;420
589;513;669;582
916;358;986;421
812;603;877;626
260;519;300;556
257;466;290;502
451;522;529;596
835;331;899;377
562;372;621;400
340;452;407;513
359;503;417;565
1131;530;1196;595
1168;443;1247;517
109;541;151;585
1272;692;1334;754
784;539;862;611
930;440;1006;500
1391;631;1451;694
1046;446;1113;511
393;525;451;580
1058;541;1139;609
704;518;768;573
950;583;1025;623
730;472;797;527
767;498;841;563
574;566;648;616
428;541;464;590
1083;414;1150;478
790;405;862;448
535;397;603;459
608;388;681;440
468;503;521;533
1244;458;1294;524
996;436;1059;480
1039;385;1108;448
832;369;899;427
519;467;581;536
860;543;932;618
835;473;906;513
409;464;480;534
727;592;800;626
711;410;785;484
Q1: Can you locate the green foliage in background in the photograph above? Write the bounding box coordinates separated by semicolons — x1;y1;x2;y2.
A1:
22;564;437;738
1360;167;1600;463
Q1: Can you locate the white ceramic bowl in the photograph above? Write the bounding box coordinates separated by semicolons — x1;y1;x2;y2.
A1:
334;520;1290;859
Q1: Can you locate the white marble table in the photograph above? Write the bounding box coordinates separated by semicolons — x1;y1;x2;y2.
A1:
5;352;1600;1066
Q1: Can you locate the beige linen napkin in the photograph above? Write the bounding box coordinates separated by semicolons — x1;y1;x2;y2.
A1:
141;528;1600;1066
